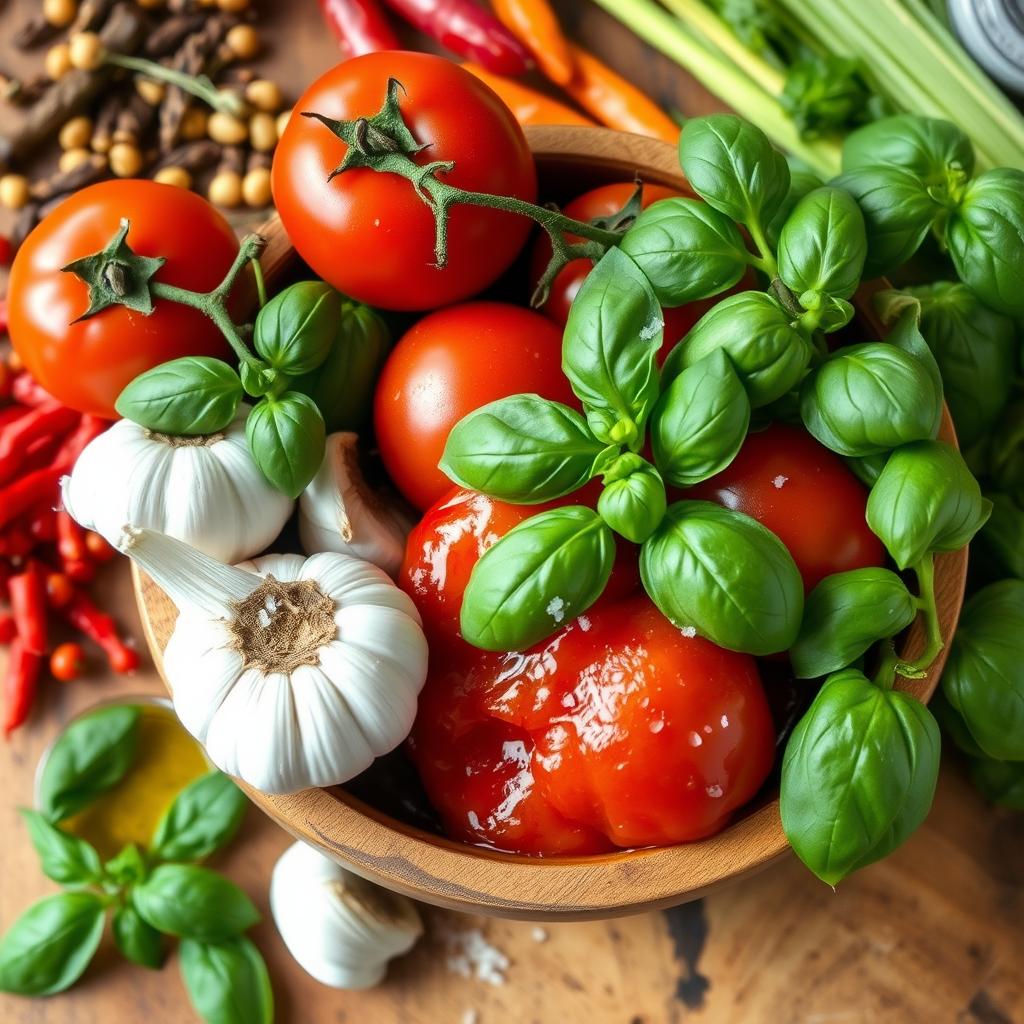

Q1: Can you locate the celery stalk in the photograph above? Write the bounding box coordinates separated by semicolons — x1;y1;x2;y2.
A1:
589;0;841;177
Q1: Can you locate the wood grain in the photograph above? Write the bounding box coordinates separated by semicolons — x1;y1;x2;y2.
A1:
133;126;968;921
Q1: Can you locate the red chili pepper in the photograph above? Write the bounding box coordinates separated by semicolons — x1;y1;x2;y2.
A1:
0;562;11;597
0;408;29;432
0;404;80;486
0;235;12;266
3;638;42;735
45;572;75;609
56;510;88;564
0;613;15;644
28;506;57;543
64;591;139;674
62;558;96;584
9;562;48;655
84;532;116;562
10;373;56;409
319;0;400;55
55;415;107;465
0;525;35;561
380;0;532;75
0;466;64;531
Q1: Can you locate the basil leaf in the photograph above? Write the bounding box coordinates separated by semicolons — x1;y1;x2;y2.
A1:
885;307;944;435
0;892;105;996
947;168;1024;317
901;282;1016;448
842;114;974;181
677;114;790;228
152;771;247;863
930;689;987;759
663;291;813;408
596;457;667;544
19;810;101;887
38;704;140;823
254;280;341;375
777;186;867;301
650;349;750;487
640;500;804;655
180;937;273;1024
799;342;941;457
846;451;889;488
104;843;147;886
460;506;615;651
619;197;749;307
781;670;940;885
969;758;1024;811
440;396;608;503
563;247;662;447
112;905;165;970
866;440;990;569
942;580;1024;762
832;165;940;278
790;568;918;679
115;357;243;435
132;864;260;942
766;166;824;249
290;301;391;431
246;392;326;499
977;492;1024;579
990;401;1024;500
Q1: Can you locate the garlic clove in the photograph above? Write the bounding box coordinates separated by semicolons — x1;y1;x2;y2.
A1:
270;840;423;989
298;432;413;578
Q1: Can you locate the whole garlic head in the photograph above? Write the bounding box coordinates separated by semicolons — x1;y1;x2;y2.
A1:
270;841;422;989
63;404;292;563
299;432;412;578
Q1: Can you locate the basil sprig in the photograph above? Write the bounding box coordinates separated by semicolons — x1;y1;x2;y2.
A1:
0;707;271;1020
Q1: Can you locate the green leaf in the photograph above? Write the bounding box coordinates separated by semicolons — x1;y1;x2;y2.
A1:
132;864;260;942
845;451;889;488
969;758;1024;811
640;500;804;655
799;342;942;457
115;357;243;435
562;247;662;447
777;186;867;301
677;113;790;228
112;905;165;970
596;455;667;544
460;506;615;651
781;670;940;885
942;580;1024;762
947;168;1024;317
0;892;105;995
619;197;749;307
439;395;608;504
650;349;750;487
152;771;248;863
866;440;990;569
104;843;147;886
832;165;940;278
38;705;140;823
19;810;101;888
842;114;974;181
290;301;391;431
790;568;918;679
246;392;326;499
990;401;1024;500
977;492;1024;580
766;166;823;249
254;280;341;375
180;937;273;1024
663;291;813;408
885;306;944;438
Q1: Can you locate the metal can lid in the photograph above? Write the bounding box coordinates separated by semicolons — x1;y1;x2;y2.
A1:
948;0;1024;94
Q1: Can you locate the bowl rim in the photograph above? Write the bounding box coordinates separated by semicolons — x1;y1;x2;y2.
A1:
133;125;968;921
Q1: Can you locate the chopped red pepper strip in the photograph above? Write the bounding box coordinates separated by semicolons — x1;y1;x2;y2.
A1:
8;562;48;656
0;404;80;485
10;373;57;409
0;466;65;531
3;638;42;735
64;591;139;674
56;511;88;564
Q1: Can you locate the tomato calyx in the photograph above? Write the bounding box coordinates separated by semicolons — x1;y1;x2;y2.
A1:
303;77;625;294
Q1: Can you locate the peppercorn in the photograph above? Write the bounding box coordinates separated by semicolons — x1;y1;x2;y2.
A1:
68;32;104;72
0;175;30;211
245;79;284;113
45;43;72;80
276;108;293;139
135;77;166;106
179;107;209;141
208;171;243;207
154;166;192;189
242;167;272;208
109;142;143;177
208;111;249;146
249;112;277;153
59;115;93;150
225;24;260;61
58;147;92;173
43;0;77;28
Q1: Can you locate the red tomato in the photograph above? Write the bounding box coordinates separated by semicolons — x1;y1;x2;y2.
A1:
409;594;775;854
8;180;238;419
400;486;640;651
375;302;575;510
272;52;537;311
687;423;885;591
529;182;737;358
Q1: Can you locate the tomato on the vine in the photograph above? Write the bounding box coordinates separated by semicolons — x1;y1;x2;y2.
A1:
687;423;885;591
8;180;240;419
273;52;537;311
375;302;575;510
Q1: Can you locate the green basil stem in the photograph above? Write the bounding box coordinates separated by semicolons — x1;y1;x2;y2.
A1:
746;217;779;279
871;641;900;690
102;51;247;118
149;235;266;371
250;257;267;309
900;553;943;677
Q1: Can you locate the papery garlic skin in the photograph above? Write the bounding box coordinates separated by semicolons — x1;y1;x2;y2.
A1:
63;405;292;563
161;549;429;794
298;432;412;578
270;841;422;989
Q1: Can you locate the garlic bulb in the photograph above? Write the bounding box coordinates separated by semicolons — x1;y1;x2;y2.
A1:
63;405;292;563
298;432;413;578
270;841;422;989
118;527;428;794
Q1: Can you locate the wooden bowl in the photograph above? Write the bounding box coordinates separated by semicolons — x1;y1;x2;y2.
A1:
134;126;967;921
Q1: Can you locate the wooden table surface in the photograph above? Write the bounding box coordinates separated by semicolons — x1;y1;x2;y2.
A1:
1;2;1023;1022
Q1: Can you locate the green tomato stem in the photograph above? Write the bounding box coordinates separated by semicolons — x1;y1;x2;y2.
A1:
102;51;247;117
250;256;267;308
900;553;943;676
